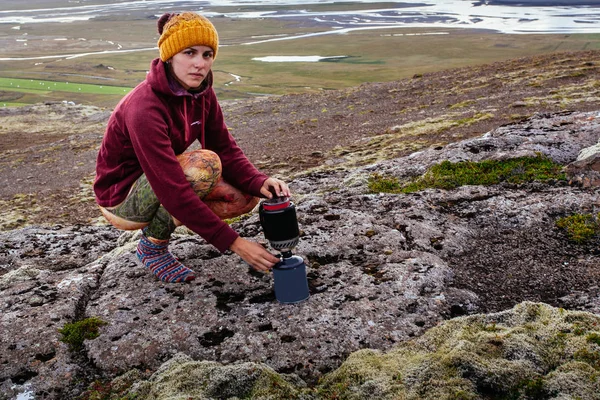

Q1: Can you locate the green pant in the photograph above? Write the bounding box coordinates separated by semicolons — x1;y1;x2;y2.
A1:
109;149;222;240
104;149;258;241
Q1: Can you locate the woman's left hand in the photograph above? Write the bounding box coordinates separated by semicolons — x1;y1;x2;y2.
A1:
260;177;290;198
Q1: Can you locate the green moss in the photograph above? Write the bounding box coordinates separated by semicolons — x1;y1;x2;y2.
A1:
125;354;312;399
80;379;138;400
317;303;600;399
368;155;565;194
225;215;245;225
224;211;254;225
574;348;600;370
574;325;587;336
556;213;600;244
519;376;547;399
587;333;600;346
58;317;107;351
104;303;600;399
367;173;403;194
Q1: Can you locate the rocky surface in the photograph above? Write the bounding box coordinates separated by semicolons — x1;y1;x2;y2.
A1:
316;301;600;399
294;110;600;313
123;302;600;399
0;226;121;399
2;50;600;399
1;107;600;398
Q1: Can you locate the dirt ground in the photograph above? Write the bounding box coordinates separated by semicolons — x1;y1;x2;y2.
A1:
3;51;600;226
1;50;600;313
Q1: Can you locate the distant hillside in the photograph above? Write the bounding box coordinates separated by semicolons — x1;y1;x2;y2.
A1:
1;50;600;231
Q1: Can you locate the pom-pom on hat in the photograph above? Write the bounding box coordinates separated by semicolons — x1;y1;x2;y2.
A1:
157;12;219;62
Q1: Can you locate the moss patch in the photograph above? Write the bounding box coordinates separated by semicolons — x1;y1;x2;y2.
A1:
556;213;600;244
79;369;143;400
99;303;600;399
58;317;107;351
368;154;565;194
126;353;312;399
318;302;600;399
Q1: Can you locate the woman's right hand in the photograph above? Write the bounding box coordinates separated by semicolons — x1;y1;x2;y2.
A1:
229;236;279;272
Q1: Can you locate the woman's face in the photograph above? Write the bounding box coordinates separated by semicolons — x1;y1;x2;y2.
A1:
169;45;214;90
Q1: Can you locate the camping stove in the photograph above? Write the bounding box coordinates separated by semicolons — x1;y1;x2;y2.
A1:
259;196;309;304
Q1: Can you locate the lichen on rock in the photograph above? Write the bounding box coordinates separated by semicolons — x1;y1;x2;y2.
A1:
127;353;312;400
117;302;600;399
317;302;600;399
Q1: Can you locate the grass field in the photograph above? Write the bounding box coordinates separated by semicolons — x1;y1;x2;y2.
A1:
0;77;131;106
1;9;600;108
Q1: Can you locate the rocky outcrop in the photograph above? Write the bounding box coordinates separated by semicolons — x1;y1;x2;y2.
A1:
565;116;600;188
124;302;600;399
1;111;599;399
0;226;121;399
1;223;472;398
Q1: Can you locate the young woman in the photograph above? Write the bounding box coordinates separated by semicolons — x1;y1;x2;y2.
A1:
94;12;289;283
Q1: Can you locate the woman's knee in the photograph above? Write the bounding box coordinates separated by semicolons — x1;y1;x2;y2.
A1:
205;192;259;220
178;150;221;173
177;150;222;197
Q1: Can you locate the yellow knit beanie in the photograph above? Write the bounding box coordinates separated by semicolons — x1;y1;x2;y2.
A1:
157;12;219;61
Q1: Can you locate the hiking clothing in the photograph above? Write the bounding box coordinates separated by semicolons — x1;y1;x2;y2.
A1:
94;58;268;252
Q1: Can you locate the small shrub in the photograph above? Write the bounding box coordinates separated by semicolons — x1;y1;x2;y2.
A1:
58;317;107;351
573;325;586;336
556;213;599;244
81;380;114;400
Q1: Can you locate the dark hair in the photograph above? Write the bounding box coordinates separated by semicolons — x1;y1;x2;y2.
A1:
157;13;176;34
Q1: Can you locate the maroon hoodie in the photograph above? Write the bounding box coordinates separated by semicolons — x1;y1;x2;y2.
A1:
94;58;268;252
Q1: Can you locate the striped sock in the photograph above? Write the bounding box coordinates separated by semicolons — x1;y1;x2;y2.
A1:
136;233;196;283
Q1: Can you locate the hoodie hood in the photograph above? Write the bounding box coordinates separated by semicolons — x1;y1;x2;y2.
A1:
146;57;213;98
